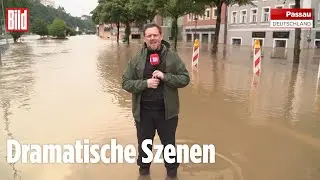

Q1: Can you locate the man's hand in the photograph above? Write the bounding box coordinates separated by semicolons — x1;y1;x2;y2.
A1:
152;70;164;80
147;78;160;89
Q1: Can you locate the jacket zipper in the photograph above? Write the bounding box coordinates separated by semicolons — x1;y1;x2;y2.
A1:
160;48;168;120
164;86;167;120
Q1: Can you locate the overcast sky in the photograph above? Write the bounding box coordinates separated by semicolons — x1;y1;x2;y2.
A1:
54;0;98;17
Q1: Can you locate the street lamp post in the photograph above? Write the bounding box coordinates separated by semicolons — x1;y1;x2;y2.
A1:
194;15;198;42
192;1;198;42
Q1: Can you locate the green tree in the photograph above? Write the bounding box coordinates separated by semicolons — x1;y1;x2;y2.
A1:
159;0;206;50
91;0;166;44
92;0;133;44
102;0;122;43
90;0;205;47
120;1;135;44
91;0;120;43
130;0;163;25
66;27;76;36
48;18;67;38
104;0;134;44
91;1;105;25
31;17;48;37
28;0;95;32
198;0;254;54
10;32;24;42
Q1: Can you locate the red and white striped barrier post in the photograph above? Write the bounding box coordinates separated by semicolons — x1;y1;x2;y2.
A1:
316;61;320;92
316;61;320;110
248;40;264;125
191;39;200;86
317;60;320;80
192;39;200;68
250;40;262;90
253;40;261;76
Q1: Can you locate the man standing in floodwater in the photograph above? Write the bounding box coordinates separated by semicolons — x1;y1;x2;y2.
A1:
122;23;190;179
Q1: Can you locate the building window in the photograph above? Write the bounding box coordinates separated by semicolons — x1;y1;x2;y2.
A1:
262;7;270;22
318;4;320;21
205;8;210;19
240;10;247;23
231;11;237;24
212;8;217;19
188;14;192;21
275;5;284;9
251;8;257;23
289;4;295;8
231;38;242;45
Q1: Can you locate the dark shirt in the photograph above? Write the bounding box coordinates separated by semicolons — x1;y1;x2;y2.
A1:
140;47;165;110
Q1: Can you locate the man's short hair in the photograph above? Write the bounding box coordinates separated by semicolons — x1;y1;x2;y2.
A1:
143;23;162;36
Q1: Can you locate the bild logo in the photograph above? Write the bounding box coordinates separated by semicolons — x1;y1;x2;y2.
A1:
6;8;29;32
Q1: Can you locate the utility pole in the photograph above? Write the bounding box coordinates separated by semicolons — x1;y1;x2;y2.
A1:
192;1;198;42
0;0;8;64
1;0;7;44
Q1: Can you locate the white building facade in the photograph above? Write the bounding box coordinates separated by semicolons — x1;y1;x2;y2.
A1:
227;0;320;49
40;0;55;7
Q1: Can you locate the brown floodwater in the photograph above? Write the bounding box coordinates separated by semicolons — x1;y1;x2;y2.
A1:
0;35;320;180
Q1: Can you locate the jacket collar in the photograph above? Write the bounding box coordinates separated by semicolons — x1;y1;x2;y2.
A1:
137;40;170;78
142;40;171;55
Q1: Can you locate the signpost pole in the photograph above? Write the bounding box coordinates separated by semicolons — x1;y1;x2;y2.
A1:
1;0;8;44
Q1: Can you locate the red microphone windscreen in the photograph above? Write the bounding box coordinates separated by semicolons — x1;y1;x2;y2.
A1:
150;53;160;66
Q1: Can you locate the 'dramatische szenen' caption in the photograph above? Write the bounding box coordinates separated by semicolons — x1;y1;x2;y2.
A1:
5;139;216;164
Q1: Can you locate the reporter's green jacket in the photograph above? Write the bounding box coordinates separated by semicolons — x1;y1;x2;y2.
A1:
121;41;190;122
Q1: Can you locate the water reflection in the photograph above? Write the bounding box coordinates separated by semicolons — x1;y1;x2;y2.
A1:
0;42;35;180
0;43;35;110
1;97;22;180
96;44;133;110
0;43;9;66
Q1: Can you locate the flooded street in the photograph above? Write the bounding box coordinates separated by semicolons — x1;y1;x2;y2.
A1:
0;35;320;180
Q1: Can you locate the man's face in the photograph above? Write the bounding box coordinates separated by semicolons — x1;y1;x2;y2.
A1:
143;27;162;50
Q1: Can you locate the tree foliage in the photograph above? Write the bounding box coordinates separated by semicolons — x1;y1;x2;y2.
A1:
91;0;136;43
91;0;207;47
159;0;206;18
31;17;48;36
48;18;67;38
158;0;207;49
130;0;164;23
91;3;105;25
90;0;256;49
28;0;95;31
197;0;255;54
66;27;77;36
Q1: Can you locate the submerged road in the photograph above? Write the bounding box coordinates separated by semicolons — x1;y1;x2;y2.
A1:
0;35;320;180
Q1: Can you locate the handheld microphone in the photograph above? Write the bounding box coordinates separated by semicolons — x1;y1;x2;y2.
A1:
150;53;160;66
